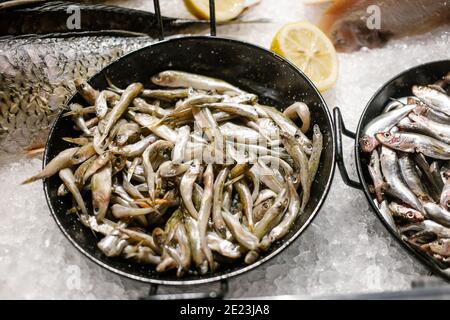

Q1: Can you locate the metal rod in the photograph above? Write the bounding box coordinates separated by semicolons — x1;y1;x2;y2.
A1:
209;0;216;36
153;0;164;40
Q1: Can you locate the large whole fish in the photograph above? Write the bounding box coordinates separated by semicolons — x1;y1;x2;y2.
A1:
0;1;265;152
0;34;156;152
319;0;450;52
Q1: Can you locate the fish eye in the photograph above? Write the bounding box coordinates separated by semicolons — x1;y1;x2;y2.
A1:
94;207;99;213
383;132;391;138
294;133;301;139
263;203;269;209
407;212;414;219
73;154;80;160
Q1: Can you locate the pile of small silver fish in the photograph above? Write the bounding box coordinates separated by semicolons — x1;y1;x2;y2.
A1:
361;72;450;267
0;35;155;152
23;70;323;277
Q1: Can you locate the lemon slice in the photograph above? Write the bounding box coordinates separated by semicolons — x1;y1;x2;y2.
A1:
184;0;246;22
271;21;338;92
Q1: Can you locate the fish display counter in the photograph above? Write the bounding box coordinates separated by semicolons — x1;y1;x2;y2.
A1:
0;0;450;299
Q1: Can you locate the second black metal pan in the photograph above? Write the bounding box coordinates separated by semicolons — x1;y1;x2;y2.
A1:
334;60;450;281
43;35;336;289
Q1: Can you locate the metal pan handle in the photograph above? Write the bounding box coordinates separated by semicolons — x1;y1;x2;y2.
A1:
153;0;217;40
141;280;228;300
333;107;363;190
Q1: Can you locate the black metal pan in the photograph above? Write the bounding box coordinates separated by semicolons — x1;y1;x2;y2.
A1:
334;60;450;281
42;1;336;298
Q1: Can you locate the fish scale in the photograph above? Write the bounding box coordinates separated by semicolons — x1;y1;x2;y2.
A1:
0;35;155;152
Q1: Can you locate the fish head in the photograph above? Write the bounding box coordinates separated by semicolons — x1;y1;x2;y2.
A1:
359;134;378;153
112;154;127;172
254;198;275;222
151;71;175;86
408;113;425;124
329;20;391;52
375;131;401;148
401;208;425;223
189;159;202;174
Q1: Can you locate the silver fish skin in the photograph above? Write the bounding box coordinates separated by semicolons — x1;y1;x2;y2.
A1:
222;208;259;251
235;180;254;230
388;202;425;224
171;125;190;164
379;146;424;212
376;131;450;160
441;176;450;210
22;147;78;184
407;113;450;144
414;105;450;125
359;104;416;153
157;160;191;178
212;167;229;237
199;102;259;121
59;168;88;215
253;187;289;240
180;160;202;219
97;231;128;258
254;189;277;207
260;178;301;250
398;153;431;202
151;70;245;94
413;153;442;202
219;122;267;144
413;85;450;116
123;245;161;265
91;162;112;222
308;124;323;182
197;164;215;271
280;131;310;209
430;161;444;191
383;98;409;113
0;36;155;152
207;232;242;259
184;214;208;274
98;82;143;144
378;200;396;231
259;105;312;155
400;220;450;239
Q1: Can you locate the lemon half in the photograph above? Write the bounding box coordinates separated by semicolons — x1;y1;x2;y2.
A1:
271;21;338;92
184;0;246;22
